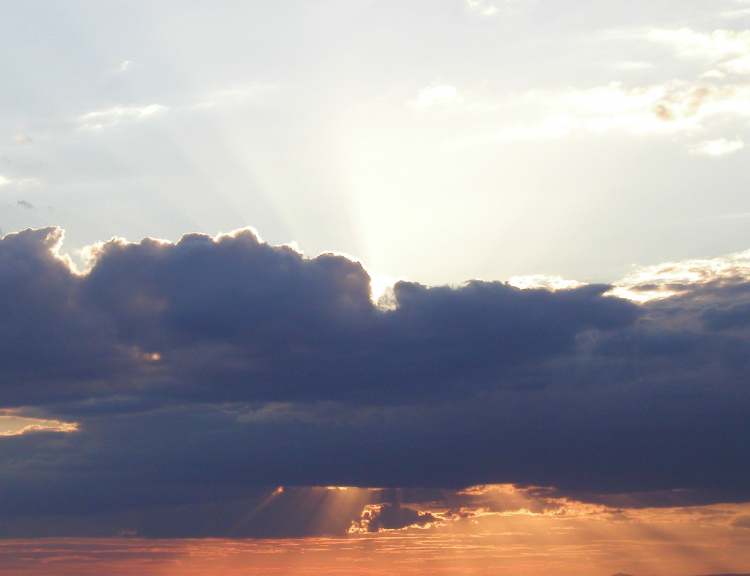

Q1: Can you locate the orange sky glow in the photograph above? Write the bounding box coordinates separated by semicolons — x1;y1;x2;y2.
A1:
2;487;749;576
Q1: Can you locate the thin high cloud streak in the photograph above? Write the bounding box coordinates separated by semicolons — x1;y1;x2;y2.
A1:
0;226;749;537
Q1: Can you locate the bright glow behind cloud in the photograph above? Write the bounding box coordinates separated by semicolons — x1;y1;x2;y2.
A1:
610;247;750;301
0;415;78;437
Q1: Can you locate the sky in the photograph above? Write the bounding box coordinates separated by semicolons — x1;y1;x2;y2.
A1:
2;1;750;575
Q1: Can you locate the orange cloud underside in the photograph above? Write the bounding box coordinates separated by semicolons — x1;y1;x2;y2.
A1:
0;414;78;437
2;501;750;576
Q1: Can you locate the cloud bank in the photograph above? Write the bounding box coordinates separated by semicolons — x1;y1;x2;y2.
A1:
0;226;749;536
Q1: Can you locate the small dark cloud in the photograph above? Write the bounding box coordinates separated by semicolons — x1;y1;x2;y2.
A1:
16;199;34;209
350;503;438;533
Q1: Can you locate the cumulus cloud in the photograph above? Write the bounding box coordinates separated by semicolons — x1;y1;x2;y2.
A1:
63;228;631;408
0;227;749;536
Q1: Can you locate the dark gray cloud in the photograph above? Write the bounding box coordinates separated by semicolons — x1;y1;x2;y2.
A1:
0;227;749;537
350;503;438;533
0;226;635;408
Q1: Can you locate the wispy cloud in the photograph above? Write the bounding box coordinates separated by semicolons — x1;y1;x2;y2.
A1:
191;83;278;110
0;174;40;188
720;6;750;20
118;59;134;73
508;275;584;291
614;60;655;71
78;104;167;130
610;247;750;301
0;414;78;437
411;84;459;108
647;27;750;75
457;80;750;149
13;133;32;145
690;137;745;156
465;0;499;17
